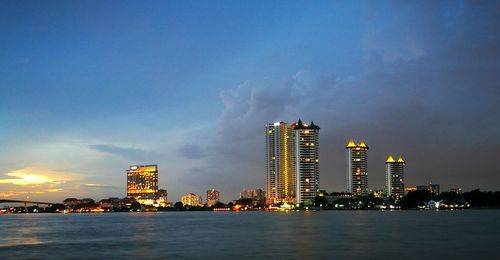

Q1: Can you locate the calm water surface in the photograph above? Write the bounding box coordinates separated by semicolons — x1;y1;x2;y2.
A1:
1;210;499;259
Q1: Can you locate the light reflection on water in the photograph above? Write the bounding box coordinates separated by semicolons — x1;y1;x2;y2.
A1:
0;210;499;259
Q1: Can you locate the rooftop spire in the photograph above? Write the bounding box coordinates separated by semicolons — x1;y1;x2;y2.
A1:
346;139;356;148
386;155;396;163
309;121;320;130
358;141;368;149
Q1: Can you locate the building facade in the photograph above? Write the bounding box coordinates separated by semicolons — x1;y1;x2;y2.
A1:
385;155;405;199
266;122;296;205
206;189;220;206
157;189;168;207
266;119;320;205
346;139;369;196
417;183;440;195
292;119;320;204
429;184;440;195
181;193;203;207
240;189;266;202
126;165;161;206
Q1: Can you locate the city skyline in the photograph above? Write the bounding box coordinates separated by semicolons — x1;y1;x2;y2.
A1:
1;1;500;202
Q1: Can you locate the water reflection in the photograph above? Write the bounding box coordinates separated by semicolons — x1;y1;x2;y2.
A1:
0;211;499;259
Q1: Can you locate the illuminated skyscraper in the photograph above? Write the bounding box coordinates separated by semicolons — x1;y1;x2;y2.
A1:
127;165;159;205
181;193;203;207
346;139;369;196
266;122;296;205
265;119;320;205
385;155;405;199
206;189;220;206
291;119;320;204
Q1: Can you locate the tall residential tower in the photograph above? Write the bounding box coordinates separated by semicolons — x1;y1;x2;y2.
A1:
346;139;369;196
385;156;405;199
292;119;320;204
266;122;296;205
266;119;320;205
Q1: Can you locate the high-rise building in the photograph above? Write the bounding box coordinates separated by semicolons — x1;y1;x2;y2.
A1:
266;122;296;205
346;139;369;196
206;189;220;206
181;193;203;207
127;165;159;205
385;155;405;199
291;119;320;204
265;119;320;205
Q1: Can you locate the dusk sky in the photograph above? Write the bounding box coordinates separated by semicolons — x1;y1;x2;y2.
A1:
1;1;499;203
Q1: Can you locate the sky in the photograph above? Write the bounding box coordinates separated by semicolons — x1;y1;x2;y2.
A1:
1;0;499;203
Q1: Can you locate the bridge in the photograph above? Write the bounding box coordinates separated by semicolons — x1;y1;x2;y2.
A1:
0;199;55;207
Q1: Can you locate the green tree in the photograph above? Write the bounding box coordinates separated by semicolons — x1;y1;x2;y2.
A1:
130;201;142;211
313;196;329;208
174;201;184;210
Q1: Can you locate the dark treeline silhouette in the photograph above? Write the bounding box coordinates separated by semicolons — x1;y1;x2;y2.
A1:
313;189;500;210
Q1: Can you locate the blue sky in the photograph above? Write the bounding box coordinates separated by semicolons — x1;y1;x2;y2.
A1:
1;1;499;203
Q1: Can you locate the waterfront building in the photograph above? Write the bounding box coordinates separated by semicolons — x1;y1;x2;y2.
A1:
206;189;220;206
371;190;386;198
98;197;124;210
404;187;417;194
385;155;405;199
319;191;353;205
266;121;296;205
157;189;168;207
417;183;440;195
240;189;266;202
63;198;81;209
429;184;440;195
291;119;320;205
181;193;203;207
266;119;320;205
450;187;462;194
346;139;369;196
126;165;159;206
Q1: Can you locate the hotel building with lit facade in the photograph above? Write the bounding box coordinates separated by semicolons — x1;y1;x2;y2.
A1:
346;139;369;196
385;155;405;199
126;165;167;207
266;119;320;205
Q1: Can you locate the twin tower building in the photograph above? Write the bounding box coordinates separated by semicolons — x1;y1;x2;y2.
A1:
266;119;320;205
345;140;406;198
266;119;406;206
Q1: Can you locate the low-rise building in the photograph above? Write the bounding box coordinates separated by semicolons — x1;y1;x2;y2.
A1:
181;193;203;207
